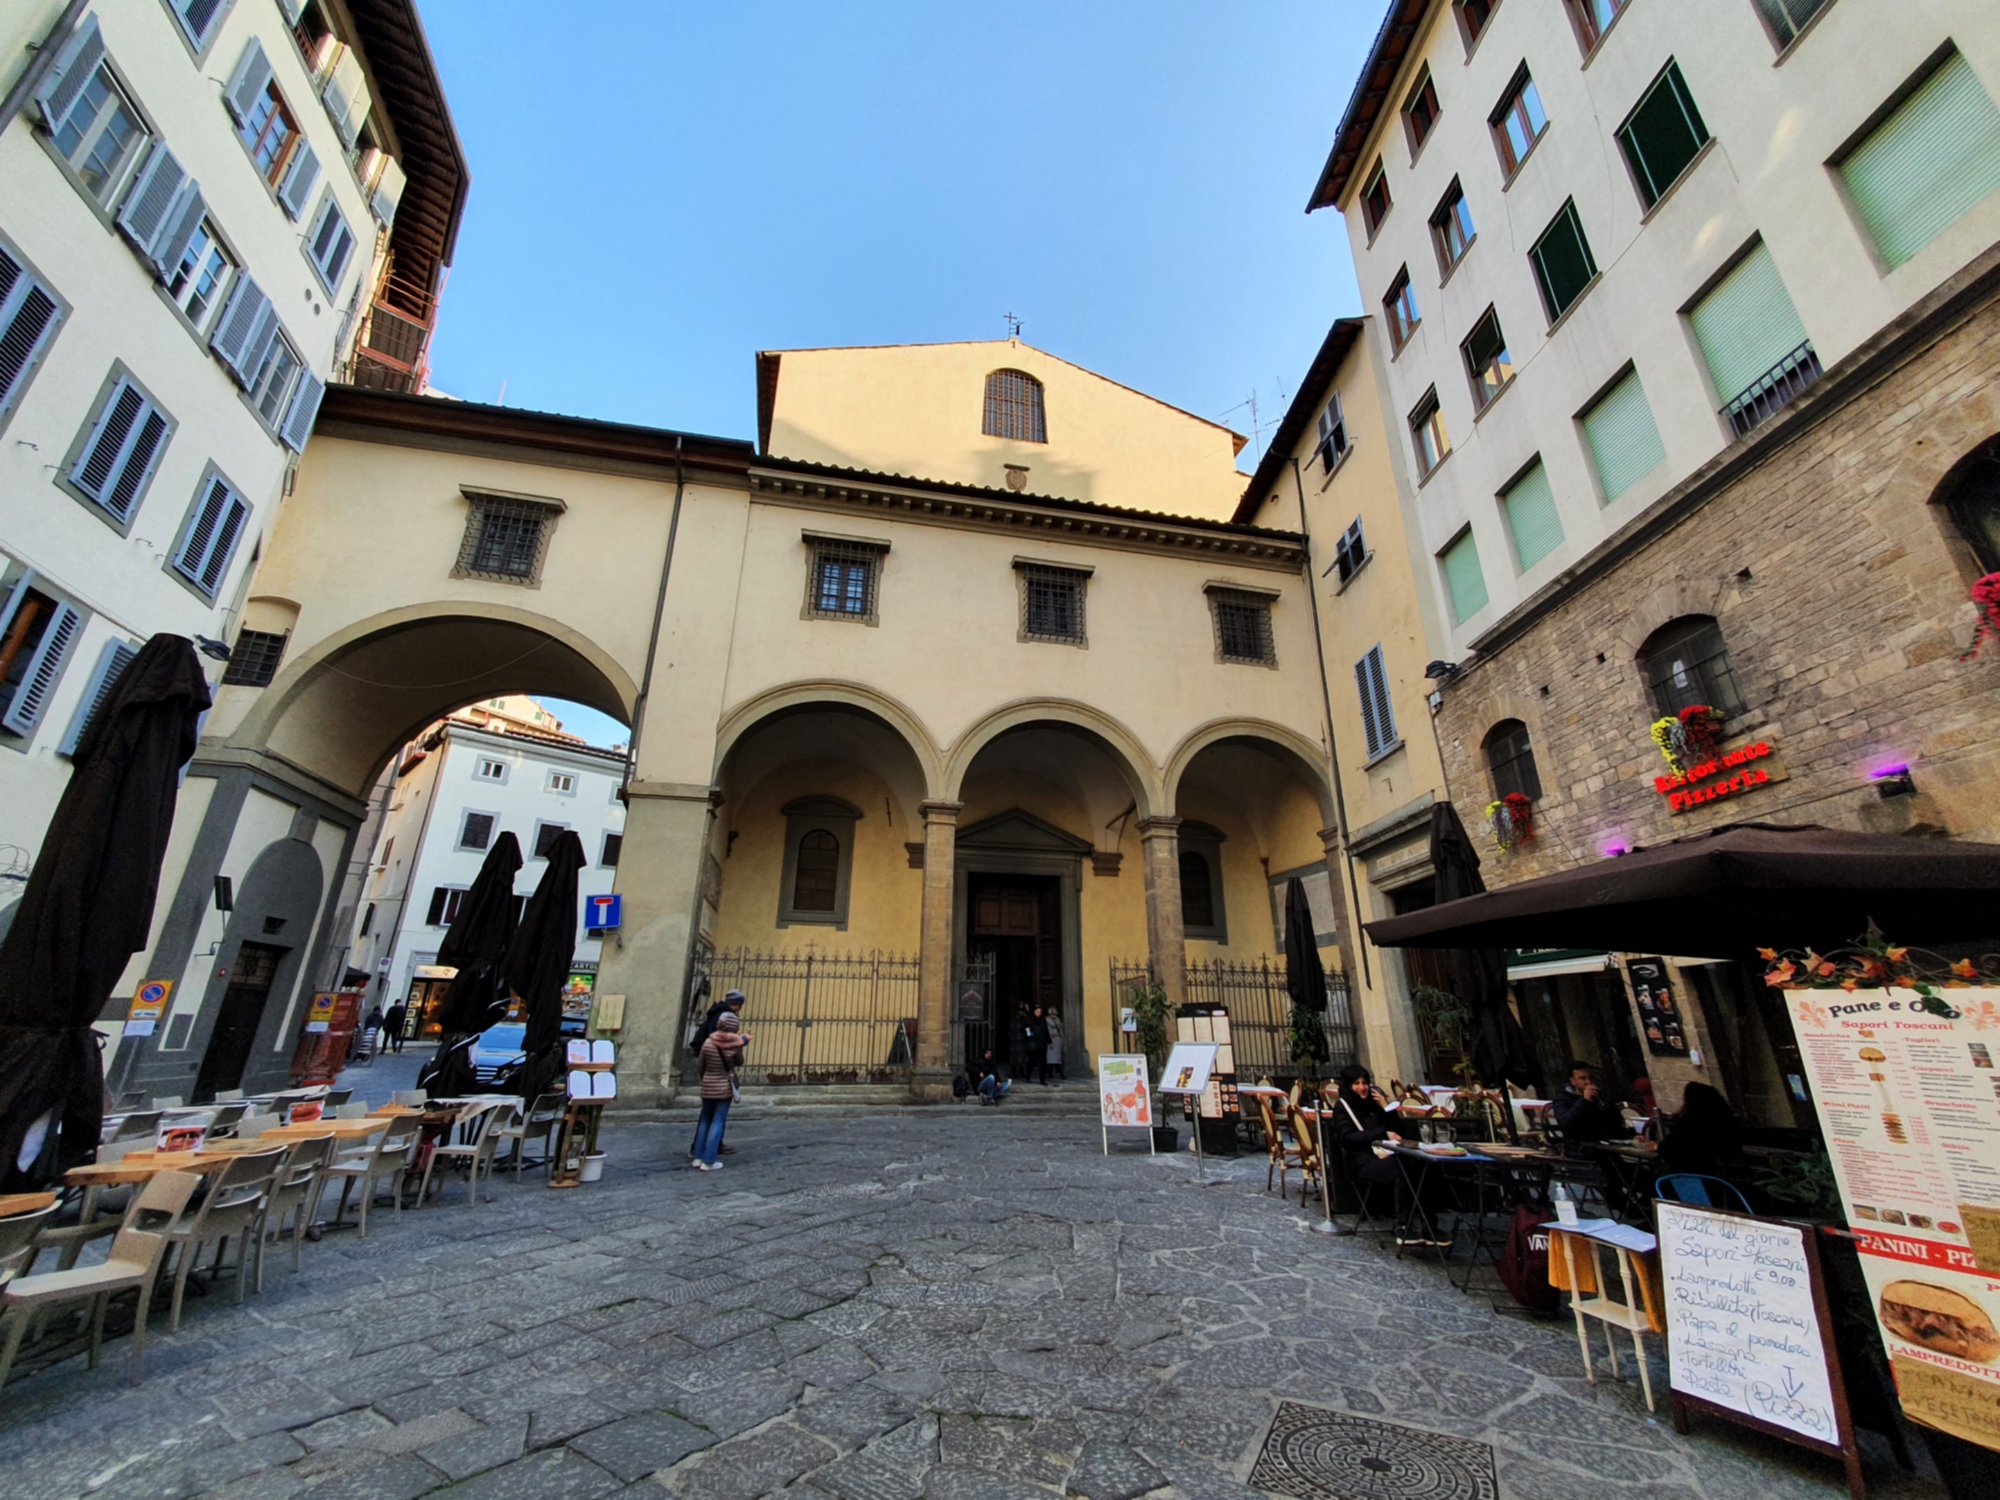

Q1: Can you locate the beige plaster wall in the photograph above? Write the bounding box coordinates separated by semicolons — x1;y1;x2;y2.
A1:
764;341;1248;521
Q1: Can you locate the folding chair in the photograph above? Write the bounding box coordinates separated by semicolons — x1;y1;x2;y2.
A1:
324;1121;421;1237
165;1148;286;1330
497;1092;567;1180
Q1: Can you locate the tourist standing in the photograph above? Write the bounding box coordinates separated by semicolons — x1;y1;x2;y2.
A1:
693;1013;747;1170
689;989;745;1159
1023;1007;1050;1085
383;999;407;1053
1045;1010;1065;1081
363;1004;385;1061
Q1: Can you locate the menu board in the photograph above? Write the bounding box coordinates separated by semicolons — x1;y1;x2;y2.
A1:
1787;986;2000;1452
1627;956;1690;1057
1159;1042;1219;1098
1656;1203;1840;1445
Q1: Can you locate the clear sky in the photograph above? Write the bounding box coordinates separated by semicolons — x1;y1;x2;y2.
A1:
416;1;1376;466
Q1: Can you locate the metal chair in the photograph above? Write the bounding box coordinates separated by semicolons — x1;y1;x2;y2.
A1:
497;1091;567;1180
324;1121;421;1237
165;1148;286;1330
1653;1173;1752;1213
0;1171;201;1387
257;1136;337;1291
419;1102;517;1207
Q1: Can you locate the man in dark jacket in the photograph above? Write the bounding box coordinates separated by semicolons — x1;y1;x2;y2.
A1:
1551;1061;1627;1148
383;1000;407;1053
1022;1007;1051;1085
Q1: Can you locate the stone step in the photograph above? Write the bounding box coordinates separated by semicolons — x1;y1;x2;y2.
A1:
638;1082;1105;1121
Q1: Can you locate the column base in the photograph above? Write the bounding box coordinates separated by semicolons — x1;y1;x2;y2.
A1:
908;1066;958;1105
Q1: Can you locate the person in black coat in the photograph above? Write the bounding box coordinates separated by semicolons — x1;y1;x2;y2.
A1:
1659;1082;1744;1180
1551;1060;1627;1149
1022;1007;1051;1085
1326;1065;1443;1245
382;1000;407;1053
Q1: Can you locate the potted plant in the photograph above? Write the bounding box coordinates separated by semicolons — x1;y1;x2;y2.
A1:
1127;980;1178;1152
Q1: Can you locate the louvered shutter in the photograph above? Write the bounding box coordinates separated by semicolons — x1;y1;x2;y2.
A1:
308;199;355;289
1440;530;1489;624
1354;656;1383;758
2;602;82;737
279;371;324;453
59;637;138;756
1582;369;1667;504
1501;462;1565;571
72;378;171;520
1841;52;2000;271
210;276;275;386
174;0;229;49
0;249;62;417
151;187;210;288
321;47;373;146
369;156;407;225
276;0;308;22
32;15;103;131
224;39;272;124
116;144;193;275
278;141;321;221
1365;646;1397;752
174;477;251;598
1690;243;1809;408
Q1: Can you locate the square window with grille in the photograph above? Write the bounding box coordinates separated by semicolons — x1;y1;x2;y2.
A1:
1208;588;1276;666
803;537;884;623
455;492;560;584
1017;562;1088;645
222;627;286;687
458;811;495;851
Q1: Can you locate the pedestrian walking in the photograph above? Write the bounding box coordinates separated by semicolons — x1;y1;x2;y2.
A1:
383;999;407;1053
363;1004;385;1062
692;1013;747;1170
1045;1009;1065;1081
1023;1006;1050;1085
689;989;745;1159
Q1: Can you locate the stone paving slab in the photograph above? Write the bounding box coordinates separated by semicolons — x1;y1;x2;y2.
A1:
0;1112;1951;1498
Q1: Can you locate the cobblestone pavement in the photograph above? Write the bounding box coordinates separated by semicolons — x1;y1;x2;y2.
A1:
0;1111;1948;1499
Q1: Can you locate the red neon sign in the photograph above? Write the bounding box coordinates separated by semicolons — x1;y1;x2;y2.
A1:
1655;740;1775;812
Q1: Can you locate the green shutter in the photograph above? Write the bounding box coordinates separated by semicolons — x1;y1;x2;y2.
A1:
1689;243;1809;406
1841;52;2000;270
1583;369;1667;503
1501;462;1564;571
1440;529;1488;624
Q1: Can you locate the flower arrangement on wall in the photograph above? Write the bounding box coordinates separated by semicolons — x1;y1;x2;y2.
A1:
1762;931;2000;1015
1649;704;1726;778
1485;792;1535;851
1959;572;2000;660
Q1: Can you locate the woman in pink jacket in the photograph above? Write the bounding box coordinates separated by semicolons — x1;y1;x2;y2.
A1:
692;1013;747;1170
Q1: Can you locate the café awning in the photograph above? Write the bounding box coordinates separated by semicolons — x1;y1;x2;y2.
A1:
1506;950;1616;980
1364;823;2000;961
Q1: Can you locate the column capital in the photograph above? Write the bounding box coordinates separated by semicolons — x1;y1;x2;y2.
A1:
918;799;964;824
1135;815;1182;838
1317;824;1344;853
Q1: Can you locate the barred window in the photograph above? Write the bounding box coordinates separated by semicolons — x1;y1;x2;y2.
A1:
458;811;495;851
803;535;886;623
983;369;1047;443
1207;587;1276;666
222;628;286;687
1640;615;1745;718
1484;720;1543;802
455;492;561;584
1017;562;1088;645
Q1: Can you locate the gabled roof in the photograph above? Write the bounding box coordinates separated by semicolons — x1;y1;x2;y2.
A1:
1305;0;1434;213
1232;319;1366;523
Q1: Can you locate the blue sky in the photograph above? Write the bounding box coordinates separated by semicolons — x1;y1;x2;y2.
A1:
417;2;1381;745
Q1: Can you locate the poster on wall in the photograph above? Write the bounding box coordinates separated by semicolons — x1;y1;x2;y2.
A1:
1627;957;1690;1058
1787;985;2000;1452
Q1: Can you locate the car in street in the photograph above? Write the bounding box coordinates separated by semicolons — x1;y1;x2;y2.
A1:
471;1022;527;1084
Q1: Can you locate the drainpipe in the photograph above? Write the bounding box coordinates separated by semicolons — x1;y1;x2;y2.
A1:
623;436;685;791
0;0;88;136
1292;456;1372;991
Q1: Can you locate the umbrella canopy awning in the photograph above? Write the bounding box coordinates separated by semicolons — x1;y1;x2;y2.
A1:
1364;823;2000;960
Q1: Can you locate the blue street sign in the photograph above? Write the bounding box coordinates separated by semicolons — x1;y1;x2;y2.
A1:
586;892;622;931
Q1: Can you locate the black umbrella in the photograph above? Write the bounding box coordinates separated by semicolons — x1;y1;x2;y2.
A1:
432;831;522;1037
0;636;210;1188
1429;802;1539;1099
1365;822;2000;959
498;830;586;1096
1282;876;1331;1076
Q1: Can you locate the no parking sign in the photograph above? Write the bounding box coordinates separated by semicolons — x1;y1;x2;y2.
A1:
125;980;172;1037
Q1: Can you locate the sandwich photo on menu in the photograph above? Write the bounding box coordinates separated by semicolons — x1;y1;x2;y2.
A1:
1878;1280;2000;1363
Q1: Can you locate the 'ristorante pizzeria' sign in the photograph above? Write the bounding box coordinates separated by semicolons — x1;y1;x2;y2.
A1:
1654;739;1779;814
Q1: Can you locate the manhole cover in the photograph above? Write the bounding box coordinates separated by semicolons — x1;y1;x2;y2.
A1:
1249;1404;1497;1500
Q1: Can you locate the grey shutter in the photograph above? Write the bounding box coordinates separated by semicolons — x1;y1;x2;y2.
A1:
1365;646;1397;751
116;144;193;276
223;38;272;124
1354;653;1384;758
209;275;274;385
277;141;320;221
72;378;165;517
308;199;355;289
0;249;62;415
59;637;138;756
175;0;230;49
32;15;103;131
279;370;324;453
2;602;82;737
151;187;210;286
174;477;251;597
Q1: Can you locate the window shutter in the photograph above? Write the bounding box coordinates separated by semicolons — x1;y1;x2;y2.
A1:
1440;530;1489;624
210;275;275;386
32;15;103;131
277;141;321;221
461;812;494;850
2;602;82;737
321;46;373;146
1366;646;1397;752
1582;369;1667;503
426;887;448;926
1689;243;1809;407
116;144;194;276
0;251;61;418
72;378;171;521
1840;52;2000;270
173;477;251;597
59;637;138;756
174;0;230;49
151;187;211;286
309;203;355;289
1501;462;1565;570
223;39;273;124
1354;654;1383;758
279;370;324;454
276;0;309;23
0;570;35;640
369;155;407;225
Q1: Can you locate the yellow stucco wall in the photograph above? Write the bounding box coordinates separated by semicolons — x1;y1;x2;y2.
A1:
763;341;1249;521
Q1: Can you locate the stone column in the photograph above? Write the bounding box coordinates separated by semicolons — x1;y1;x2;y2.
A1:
913;799;962;1097
1137;815;1186;1006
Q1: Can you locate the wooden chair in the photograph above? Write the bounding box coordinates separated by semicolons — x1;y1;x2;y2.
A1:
1255;1096;1310;1201
165;1148;286;1330
1287;1104;1327;1206
0;1171;201;1387
256;1136;336;1291
324;1121;421;1237
1553;1226;1663;1413
419;1102;517;1207
497;1091;567;1180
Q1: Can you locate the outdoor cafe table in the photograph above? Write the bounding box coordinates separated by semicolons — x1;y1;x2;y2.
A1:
1386;1141;1563;1291
1586;1139;1660;1219
254;1119;388;1145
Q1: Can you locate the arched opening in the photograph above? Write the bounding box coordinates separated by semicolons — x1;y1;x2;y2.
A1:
1638;615;1744;719
1483;719;1542;802
1934;435;2000;575
982;368;1047;443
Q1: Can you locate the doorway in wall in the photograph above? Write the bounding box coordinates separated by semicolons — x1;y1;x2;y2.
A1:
965;874;1060;1078
195;941;287;1101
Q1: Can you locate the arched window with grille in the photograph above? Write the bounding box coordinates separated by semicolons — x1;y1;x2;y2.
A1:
792;831;839;912
1179;850;1214;930
983;369;1047;443
1177;823;1227;941
778;797;860;927
1639;616;1745;718
1938;438;2000;575
1484;720;1542;802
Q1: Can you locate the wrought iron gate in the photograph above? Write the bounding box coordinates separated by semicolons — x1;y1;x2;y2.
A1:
700;948;918;1083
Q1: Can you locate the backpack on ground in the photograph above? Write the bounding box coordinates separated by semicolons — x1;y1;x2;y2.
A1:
1496;1202;1560;1313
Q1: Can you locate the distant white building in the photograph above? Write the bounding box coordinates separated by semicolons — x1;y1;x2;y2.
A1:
346;696;628;1037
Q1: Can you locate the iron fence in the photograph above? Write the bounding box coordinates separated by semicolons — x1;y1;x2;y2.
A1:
701;948;919;1083
1107;956;1359;1080
1722;340;1822;438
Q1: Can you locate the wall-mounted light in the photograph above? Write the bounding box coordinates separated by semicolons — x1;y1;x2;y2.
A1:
1424;660;1460;681
1871;764;1917;800
1599;836;1632;858
194;635;233;662
213;875;234;912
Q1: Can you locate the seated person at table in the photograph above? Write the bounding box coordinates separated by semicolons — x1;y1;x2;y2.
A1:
1328;1065;1444;1244
1552;1061;1627;1148
1658;1081;1743;1179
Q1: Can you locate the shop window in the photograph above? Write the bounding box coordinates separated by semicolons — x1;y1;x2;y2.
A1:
1837;50;2000;272
1485;720;1543;802
1432;179;1476;273
1016;561;1089;646
1618;62;1709;210
1938;440;2000;575
778;797;861;928
982;369;1046;442
1491;65;1548;177
1640;615;1746;718
1384;266;1421;350
1530;200;1598;322
1207;586;1276;666
804;535;885;623
1403;69;1441;155
1178;824;1228;942
1360;159;1392;235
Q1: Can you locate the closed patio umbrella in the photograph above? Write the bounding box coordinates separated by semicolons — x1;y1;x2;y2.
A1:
498;830;586;1097
1282;877;1330;1072
0;636;210;1188
1428;802;1539;1100
418;831;522;1100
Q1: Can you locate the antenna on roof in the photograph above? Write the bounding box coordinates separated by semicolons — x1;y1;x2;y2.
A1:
1003;312;1022;340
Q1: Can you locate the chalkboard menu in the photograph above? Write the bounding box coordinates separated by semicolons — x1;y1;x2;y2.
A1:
1627;956;1690;1057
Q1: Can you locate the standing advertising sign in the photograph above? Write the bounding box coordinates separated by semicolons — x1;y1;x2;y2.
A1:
1787;985;2000;1454
1626;956;1690;1057
1098;1054;1154;1156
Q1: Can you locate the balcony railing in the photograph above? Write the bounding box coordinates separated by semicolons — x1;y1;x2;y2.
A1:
1721;341;1823;438
340;265;440;394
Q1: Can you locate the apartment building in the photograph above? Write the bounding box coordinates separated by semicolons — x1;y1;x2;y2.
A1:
0;0;463;882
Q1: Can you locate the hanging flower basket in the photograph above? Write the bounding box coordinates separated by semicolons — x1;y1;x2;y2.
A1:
1485;793;1536;851
1961;571;2000;660
1651;705;1724;779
